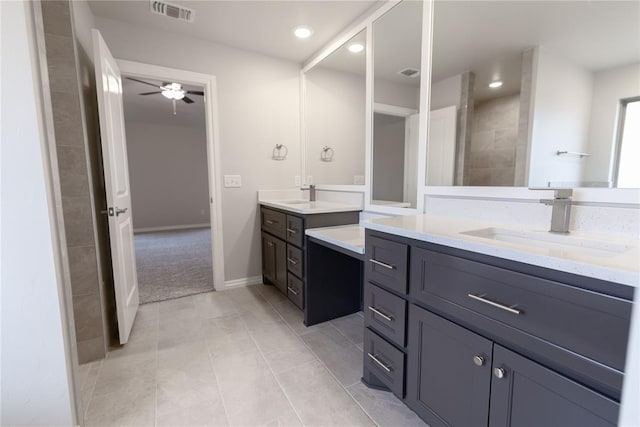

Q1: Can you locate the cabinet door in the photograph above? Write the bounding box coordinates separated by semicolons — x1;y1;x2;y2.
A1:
406;305;493;427
262;233;286;294
489;345;619;427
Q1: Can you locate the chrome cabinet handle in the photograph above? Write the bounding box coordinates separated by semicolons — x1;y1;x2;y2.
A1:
115;207;128;216
494;367;506;379
468;293;521;315
287;286;298;296
473;355;486;367
367;353;392;373
267;242;274;247
287;257;298;265
265;219;278;225
287;228;298;234
368;306;393;322
369;259;395;270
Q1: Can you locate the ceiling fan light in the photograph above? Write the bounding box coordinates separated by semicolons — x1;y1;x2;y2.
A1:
173;91;185;100
161;90;173;99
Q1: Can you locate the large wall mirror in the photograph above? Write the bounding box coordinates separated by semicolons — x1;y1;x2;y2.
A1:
371;0;423;208
427;0;640;188
305;30;366;186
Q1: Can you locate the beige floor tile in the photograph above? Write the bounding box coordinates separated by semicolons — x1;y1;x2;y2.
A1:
347;382;428;427
204;314;257;359
277;360;375;426
331;312;364;349
193;291;238;319
92;351;156;397
156;399;229;426
84;383;155;427
248;321;317;374
300;325;364;387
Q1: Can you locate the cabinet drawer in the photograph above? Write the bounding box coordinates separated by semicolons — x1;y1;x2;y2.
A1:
287;244;303;278
287;273;304;309
364;283;407;347
286;215;304;247
410;248;632;372
366;235;409;294
364;328;405;398
261;207;286;239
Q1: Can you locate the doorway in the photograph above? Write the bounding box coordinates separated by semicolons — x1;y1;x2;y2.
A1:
122;76;213;303
117;60;225;304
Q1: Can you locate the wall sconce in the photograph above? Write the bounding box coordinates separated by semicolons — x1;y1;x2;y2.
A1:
272;144;288;160
321;146;334;162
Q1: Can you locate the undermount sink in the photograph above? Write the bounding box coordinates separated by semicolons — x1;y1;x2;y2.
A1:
461;227;634;258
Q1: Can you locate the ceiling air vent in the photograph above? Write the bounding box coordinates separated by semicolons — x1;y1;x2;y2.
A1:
150;1;195;23
398;67;420;78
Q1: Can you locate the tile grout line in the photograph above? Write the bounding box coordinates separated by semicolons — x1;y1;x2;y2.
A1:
204;341;233;426
256;286;379;427
153;302;159;427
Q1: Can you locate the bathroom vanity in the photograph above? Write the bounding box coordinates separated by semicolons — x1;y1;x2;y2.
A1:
259;200;360;309
361;215;637;427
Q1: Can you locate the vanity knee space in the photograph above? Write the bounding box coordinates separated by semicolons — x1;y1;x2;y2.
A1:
362;229;631;427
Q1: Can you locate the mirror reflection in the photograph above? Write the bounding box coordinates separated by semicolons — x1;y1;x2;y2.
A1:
372;0;423;208
305;30;366;186
427;0;640;188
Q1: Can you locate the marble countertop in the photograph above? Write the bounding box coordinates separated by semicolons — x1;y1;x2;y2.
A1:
305;225;365;255
260;200;361;215
363;214;640;288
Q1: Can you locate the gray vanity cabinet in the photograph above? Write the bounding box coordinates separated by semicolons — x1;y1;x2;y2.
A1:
406;304;493;427
260;205;359;309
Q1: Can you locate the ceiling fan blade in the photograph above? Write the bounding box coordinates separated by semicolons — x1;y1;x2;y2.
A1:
126;76;161;88
186;90;204;96
182;96;194;104
139;91;162;95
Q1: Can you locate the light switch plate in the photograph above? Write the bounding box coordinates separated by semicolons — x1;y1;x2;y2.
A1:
353;175;365;185
305;175;314;185
294;175;301;186
224;175;242;188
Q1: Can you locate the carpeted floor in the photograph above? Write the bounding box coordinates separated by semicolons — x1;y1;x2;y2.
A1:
134;227;214;304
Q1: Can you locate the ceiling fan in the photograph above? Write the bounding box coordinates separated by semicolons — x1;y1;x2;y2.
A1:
126;77;204;114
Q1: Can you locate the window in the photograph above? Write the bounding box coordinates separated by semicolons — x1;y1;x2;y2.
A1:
614;97;640;188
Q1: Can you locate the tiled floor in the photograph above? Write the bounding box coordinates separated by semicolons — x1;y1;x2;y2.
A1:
79;284;426;426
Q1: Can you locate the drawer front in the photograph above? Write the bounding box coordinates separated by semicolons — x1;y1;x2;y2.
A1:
286;244;303;278
287;273;304;309
286;215;304;247
261;207;286;239
364;328;405;398
366;235;409;294
410;247;632;372
364;283;407;347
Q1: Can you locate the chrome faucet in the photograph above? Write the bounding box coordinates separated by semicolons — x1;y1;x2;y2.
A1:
303;184;316;202
539;189;573;234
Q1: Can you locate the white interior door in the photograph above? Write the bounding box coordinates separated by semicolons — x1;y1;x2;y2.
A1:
92;29;139;344
427;106;457;186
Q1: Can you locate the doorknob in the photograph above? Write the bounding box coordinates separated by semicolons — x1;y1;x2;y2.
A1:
115;207;128;216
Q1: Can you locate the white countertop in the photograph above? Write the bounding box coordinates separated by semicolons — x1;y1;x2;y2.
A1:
306;225;365;255
363;214;640;288
260;200;361;215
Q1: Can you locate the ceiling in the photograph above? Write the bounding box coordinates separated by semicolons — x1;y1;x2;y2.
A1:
122;76;206;128
89;0;382;63
432;0;640;98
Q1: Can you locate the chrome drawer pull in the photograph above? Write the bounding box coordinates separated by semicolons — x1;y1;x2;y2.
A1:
367;353;392;373
368;306;393;322
267;242;274;247
287;257;298;265
265;219;278;225
287;228;298;234
287;286;299;296
369;259;395;270
468;294;521;315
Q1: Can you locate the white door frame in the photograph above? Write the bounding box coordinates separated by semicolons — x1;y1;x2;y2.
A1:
116;59;225;291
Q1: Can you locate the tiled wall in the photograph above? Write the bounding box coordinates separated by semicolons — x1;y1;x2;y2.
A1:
455;71;475;186
467;94;520;186
40;1;107;363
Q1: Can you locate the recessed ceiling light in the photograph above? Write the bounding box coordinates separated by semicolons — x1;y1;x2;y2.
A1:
348;43;365;54
293;26;313;39
489;81;503;89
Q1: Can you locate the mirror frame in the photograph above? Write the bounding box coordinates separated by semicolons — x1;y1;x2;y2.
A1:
301;0;639;214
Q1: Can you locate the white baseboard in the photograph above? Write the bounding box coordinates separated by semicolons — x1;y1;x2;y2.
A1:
134;223;210;234
222;275;263;289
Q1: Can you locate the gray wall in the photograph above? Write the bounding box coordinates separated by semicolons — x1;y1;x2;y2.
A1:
372;113;406;201
125;121;210;230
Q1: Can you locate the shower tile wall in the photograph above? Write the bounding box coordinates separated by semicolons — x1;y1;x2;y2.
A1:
41;0;106;363
467;94;520;186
